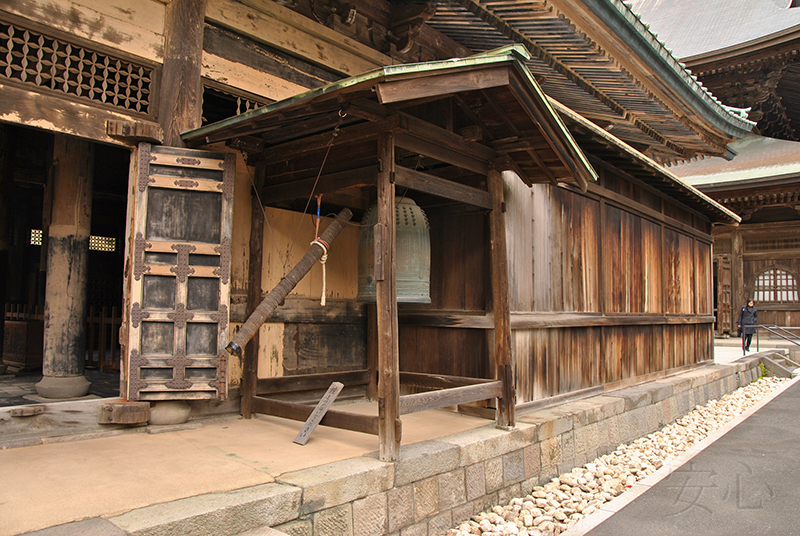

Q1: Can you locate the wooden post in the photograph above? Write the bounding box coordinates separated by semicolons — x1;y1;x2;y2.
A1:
158;0;207;147
36;135;93;398
488;168;514;429
732;229;744;312
241;162;266;419
366;303;378;400
376;132;401;461
0;125;8;364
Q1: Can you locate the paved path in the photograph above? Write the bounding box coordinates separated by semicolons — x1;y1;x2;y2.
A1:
573;377;800;536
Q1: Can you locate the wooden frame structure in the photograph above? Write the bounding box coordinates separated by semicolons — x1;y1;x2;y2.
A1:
184;46;596;460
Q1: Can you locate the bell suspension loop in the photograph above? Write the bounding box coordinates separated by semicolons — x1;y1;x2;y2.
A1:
312;194;329;306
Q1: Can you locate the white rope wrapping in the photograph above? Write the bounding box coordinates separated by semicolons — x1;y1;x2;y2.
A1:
311;239;328;306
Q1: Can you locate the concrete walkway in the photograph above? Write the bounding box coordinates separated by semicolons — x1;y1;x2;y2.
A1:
567;374;800;536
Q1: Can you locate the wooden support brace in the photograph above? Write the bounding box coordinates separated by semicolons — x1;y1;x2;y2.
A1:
294;382;344;445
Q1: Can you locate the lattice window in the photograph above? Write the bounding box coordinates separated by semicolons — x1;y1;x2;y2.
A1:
754;268;799;303
202;86;266;125
0;20;153;114
30;229;116;252
745;237;800;252
90;235;116;252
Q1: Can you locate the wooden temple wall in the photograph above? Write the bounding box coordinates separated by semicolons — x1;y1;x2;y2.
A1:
505;169;714;404
0;0;724;403
398;211;491;380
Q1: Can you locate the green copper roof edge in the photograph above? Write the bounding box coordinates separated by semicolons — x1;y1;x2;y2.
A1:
581;0;755;137
549;99;740;224
510;60;598;184
181;49;529;144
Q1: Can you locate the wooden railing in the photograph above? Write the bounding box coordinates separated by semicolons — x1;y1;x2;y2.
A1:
86;306;122;371
3;305;121;371
4;304;43;321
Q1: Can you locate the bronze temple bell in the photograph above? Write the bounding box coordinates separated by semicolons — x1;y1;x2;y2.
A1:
358;197;431;303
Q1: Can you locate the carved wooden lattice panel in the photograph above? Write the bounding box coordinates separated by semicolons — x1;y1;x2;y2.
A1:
0;18;154;115
126;143;234;400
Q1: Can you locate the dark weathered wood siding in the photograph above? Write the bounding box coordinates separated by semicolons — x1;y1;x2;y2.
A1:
507;165;715;403
399;210;490;379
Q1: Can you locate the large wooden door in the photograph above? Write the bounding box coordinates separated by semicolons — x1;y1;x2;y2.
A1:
125;143;234;401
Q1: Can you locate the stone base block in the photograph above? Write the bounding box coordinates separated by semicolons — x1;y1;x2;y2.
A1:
35;374;91;399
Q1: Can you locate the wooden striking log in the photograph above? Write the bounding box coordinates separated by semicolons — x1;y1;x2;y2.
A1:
226;207;353;356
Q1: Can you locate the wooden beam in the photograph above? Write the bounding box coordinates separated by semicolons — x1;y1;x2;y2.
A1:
398;311;493;329
263;117;400;165
376;132;401;461
261;166;377;204
0;84;155;146
256;370;370;394
395;133;489;176
394;166;492;209
158;0;206;146
399;381;503;415
509;312;716;328
251;396;379;435
206;0;390;77
251;297;367;324
404;114;497;162
508;74;592;191
400;372;497;390
106;120;164;144
241;161;267;419
488;169;514;429
376;67;510;105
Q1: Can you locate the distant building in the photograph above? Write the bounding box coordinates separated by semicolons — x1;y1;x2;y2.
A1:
631;0;800;334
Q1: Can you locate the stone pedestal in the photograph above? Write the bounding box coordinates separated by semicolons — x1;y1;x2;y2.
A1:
149;400;191;425
35;375;91;399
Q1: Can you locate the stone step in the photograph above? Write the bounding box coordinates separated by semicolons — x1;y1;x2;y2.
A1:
761;354;796;379
107;483;301;536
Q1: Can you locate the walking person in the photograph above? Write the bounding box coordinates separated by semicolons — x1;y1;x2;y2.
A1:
737;299;758;354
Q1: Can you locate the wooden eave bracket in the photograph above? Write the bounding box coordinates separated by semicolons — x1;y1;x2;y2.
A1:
388;3;436;54
106;120;164;144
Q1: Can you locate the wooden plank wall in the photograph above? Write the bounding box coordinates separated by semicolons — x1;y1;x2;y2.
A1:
509;169;715;403
226;195;363;381
1;0;166;63
527;183;600;312
399;209;490;379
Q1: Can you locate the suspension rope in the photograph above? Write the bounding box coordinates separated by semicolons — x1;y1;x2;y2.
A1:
284;111;345;274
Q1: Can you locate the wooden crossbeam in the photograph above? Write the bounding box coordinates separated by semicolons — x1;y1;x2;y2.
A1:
398;381;503;415
256;370;370;395
251;396;379;435
400;372;497;390
259;165;377;204
394;166;492;209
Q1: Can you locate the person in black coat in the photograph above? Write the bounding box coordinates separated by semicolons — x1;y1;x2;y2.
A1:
737;299;758;353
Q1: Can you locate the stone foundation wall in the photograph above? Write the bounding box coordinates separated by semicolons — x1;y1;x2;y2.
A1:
263;359;762;536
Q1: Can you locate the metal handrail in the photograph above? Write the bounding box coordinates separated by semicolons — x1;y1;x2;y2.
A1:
755;325;800;353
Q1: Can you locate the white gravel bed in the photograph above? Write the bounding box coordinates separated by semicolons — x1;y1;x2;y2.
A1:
448;376;788;536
